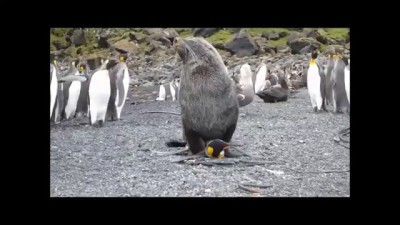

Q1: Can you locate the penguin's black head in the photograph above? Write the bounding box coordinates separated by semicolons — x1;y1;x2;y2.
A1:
311;50;318;59
205;139;229;159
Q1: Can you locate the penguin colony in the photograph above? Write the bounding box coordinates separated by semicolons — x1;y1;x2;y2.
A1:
50;54;131;127
51;35;350;158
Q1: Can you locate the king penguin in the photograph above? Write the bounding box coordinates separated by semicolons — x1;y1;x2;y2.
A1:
331;54;350;113
62;60;81;120
169;78;180;101
343;57;350;104
51;59;65;124
235;63;255;107
324;52;336;106
156;84;166;101
254;62;268;94
88;60;111;127
50;63;58;119
75;63;92;118
106;54;131;121
307;50;327;112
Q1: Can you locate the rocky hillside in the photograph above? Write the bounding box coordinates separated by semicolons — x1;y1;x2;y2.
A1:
50;28;350;99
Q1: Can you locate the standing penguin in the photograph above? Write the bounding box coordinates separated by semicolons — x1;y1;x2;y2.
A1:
88;63;111;127
307;50;327;112
61;60;81;120
254;62;268;94
50;63;58;119
75;63;92;118
156;84;166;101
324;53;336;105
106;54;131;121
343;57;350;104
170;78;180;101
51;59;65;124
331;54;350;113
235;63;254;107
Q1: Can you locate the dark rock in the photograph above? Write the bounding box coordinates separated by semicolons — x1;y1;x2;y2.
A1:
261;31;271;39
306;29;336;45
98;30;111;49
146;33;172;47
163;28;179;41
53;38;69;50
143;28;163;35
226;28;241;33
212;42;225;50
192;28;220;38
288;38;321;54
286;32;304;45
224;29;259;57
279;31;289;38
70;29;86;46
113;39;139;53
86;57;103;70
268;33;280;40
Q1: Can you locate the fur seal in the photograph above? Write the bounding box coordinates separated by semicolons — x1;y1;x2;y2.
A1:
331;54;350;113
256;73;290;103
174;37;239;156
235;63;255;107
307;50;327;112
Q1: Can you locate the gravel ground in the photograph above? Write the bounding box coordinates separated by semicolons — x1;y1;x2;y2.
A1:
50;88;350;197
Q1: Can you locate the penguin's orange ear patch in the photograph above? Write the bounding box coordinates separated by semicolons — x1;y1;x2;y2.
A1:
207;147;214;157
119;57;124;61
310;59;316;65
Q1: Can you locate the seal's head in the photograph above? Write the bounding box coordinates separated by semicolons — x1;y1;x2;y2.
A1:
173;37;226;73
205;139;230;159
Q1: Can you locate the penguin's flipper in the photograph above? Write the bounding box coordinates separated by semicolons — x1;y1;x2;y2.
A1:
59;75;87;82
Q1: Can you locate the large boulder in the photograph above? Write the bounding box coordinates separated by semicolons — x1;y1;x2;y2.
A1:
288;38;321;54
98;29;111;49
70;29;86;46
306;29;336;45
224;29;259;57
113;39;139;53
142;28;163;35
192;28;220;37
286;31;305;44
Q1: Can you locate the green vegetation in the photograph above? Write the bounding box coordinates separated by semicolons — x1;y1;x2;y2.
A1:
325;28;349;40
247;28;290;36
269;36;289;48
50;27;349;60
205;30;232;43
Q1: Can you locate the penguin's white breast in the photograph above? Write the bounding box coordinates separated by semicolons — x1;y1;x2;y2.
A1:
307;65;321;94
